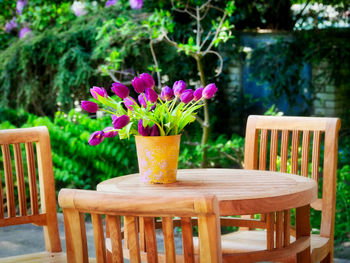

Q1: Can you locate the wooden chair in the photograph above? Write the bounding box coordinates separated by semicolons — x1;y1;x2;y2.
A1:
58;188;222;263
220;115;341;262
0;127;65;262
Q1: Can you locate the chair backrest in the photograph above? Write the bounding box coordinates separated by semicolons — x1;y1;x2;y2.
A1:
244;115;340;240
0;126;61;253
59;189;222;263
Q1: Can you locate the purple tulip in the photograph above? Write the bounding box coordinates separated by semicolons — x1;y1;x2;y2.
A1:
5;18;17;33
160;86;174;101
81;101;98;113
124;97;137;111
105;0;118;7
150;124;159;136
90;86;107;100
112;115;130;129
130;0;143;9
111;115;118;122
103;127;118;137
111;82;129;99
173;80;186;97
202;83;218;99
16;0;27;14
89;131;104;146
138;93;147;108
19;27;31;39
138;119;150;136
180;89;194;104
145;88;158;103
140;73;155;89
132;76;146;93
193;87;204;101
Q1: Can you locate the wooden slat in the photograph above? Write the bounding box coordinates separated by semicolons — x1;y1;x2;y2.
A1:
301;131;311;177
162;217;176;263
296;205;311;262
1;144;16;217
276;211;283;248
13;144;27;216
91;213;107;263
125;216;141;263
107;215;123;263
220;217;266;229
266;212;274;250
291;130;300;175
0;170;4;219
25;142;39;215
311;131;322;182
138;217;146;252
269;130;278;171
280;130;289;173
144;217;158;263
0;213;47;227
284;210;291;247
181;217;194;263
259;129;268;170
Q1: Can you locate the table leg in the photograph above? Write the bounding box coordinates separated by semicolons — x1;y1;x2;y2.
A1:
296;205;311;262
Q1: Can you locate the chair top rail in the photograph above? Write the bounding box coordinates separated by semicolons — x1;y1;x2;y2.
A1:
58;189;217;217
248;115;341;132
0;126;49;144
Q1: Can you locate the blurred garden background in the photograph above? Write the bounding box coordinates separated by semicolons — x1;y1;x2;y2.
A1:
0;0;349;254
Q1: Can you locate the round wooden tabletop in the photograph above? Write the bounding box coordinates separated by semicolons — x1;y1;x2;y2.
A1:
97;169;317;216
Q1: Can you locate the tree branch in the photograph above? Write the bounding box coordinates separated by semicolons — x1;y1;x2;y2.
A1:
203;11;228;54
292;0;311;28
205;50;223;76
149;38;162;92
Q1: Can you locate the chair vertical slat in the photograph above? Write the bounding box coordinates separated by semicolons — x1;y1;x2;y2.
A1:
266;212;275;250
125;216;141;263
280;130;289;173
13;144;27;216
25;142;39;215
276;211;283;248
1;144;16;217
181;217;195;263
138;217;146;252
301;131;311;177
311;131;321;182
0;170;4;219
144;217;158;263
91;213;107;263
162;217;176;263
291;130;300;174
283;210;291;247
107;215;123;263
259;129;268;170
269;130;278;171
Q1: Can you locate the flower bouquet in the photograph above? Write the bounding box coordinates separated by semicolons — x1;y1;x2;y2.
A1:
81;72;217;183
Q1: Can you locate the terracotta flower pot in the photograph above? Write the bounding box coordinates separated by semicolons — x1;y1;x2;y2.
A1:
135;135;181;184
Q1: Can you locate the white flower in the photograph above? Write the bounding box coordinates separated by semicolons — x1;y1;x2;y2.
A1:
71;1;88;17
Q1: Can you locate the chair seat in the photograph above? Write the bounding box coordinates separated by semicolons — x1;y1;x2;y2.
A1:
0;252;96;263
220;230;330;261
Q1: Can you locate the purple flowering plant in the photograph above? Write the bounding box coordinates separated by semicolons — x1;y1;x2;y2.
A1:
81;73;217;146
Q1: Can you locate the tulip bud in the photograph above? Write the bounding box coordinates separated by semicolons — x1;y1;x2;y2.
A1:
138;93;147;108
180;89;194;104
111;82;129;99
111;115;118;122
90;86;107;100
173;80;186;97
138;119;150;136
132;76;146;93
145;88;158;103
140;73;155;89
193;87;204;101
103;127;118;138
112;115;130;129
124;97;137;111
161;86;174;101
88;131;104;146
202;83;218;99
150;124;159;136
81;101;98;113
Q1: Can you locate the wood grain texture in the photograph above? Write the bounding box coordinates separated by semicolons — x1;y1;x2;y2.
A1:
0;170;4;219
91;214;107;263
144;217;158;263
269;129;278;171
162;217;176;263
301;131;311;177
280;130;289;173
125;216;141;263
25;142;39;215
259;129;268;171
13;143;27;216
107;215;123;263
311;131;321;182
1;144;16;217
291;130;300;175
181;217;195;263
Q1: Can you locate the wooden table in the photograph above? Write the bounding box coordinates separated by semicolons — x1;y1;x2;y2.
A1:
97;169;318;262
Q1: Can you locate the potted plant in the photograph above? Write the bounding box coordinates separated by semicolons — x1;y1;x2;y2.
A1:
81;73;217;183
